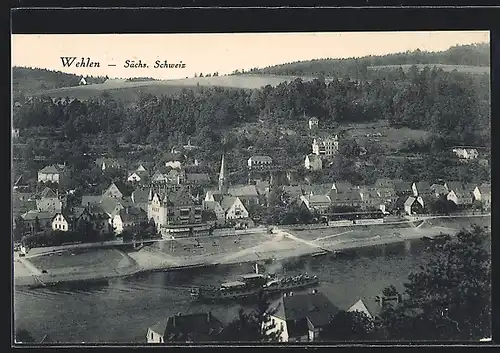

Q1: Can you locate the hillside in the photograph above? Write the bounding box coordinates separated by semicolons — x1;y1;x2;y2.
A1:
12;67;108;98
29;74;335;101
245;43;490;78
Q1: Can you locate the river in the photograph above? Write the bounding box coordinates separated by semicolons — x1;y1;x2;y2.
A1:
14;239;434;343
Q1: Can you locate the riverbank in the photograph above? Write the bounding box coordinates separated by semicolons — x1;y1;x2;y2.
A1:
14;215;490;289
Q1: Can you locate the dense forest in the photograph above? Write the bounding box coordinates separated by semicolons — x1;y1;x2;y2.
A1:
243;43;490;79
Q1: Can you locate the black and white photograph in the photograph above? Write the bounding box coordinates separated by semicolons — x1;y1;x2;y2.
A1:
11;30;491;344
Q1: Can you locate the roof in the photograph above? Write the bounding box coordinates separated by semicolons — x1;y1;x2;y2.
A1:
104;181;131;197
430;184;448;194
81;195;103;206
21;210;54;221
413;181;431;192
149;312;224;342
40;187;57;199
268;292;340;337
249;155;273;163
309;117;319;122
221;281;246;287
306;154;322;163
167;188;196;206
203;200;223;211
478;184;491;195
99;197;132;215
131;189;149;204
118;207;147;223
453;189;472;198
445;181;465;192
393;181;412;193
348;298;383;320
304;183;332;196
282;185;305;199
185;173;211;183
228;185;259;198
39;164;65;174
220;196;238;212
330;189;362;202
375;178;401;188
303;194;331;206
331;182;355;193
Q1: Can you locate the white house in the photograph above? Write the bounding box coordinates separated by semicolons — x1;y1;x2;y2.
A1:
248;156;273;170
404;196;424;215
308;117;319;130
37;164;69;184
312;136;339;156
221;196;249;220
202;200;226;226
52;212;72;232
12;128;20;139
262;291;340;342
304;154;322;171
473;184;491;209
452;148;479;159
300;195;331;213
127;172;143;182
112;207;147;234
79;76;87;85
447;189;473;207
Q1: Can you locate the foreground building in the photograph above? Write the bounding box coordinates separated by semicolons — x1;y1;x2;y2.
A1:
263;291;340;342
146;312;224;343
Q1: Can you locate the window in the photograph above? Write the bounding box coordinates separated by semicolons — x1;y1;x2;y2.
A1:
151;332;154;340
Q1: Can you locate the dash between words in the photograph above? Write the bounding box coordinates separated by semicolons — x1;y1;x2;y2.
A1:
60;57;186;69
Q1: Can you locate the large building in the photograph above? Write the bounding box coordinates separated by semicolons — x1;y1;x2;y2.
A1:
312;136;339;157
37;164;70;184
147;186;208;237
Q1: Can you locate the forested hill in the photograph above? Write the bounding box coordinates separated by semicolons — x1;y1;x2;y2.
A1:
242;43;490;78
12;67;107;97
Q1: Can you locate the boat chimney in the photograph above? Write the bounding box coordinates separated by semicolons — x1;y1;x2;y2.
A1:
312;289;317;294
255;263;259;274
289;292;293;297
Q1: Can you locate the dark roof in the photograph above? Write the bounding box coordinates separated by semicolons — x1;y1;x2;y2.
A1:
220;196;238;212
393;181;412;193
167;187;196;206
39;164;65;174
375;178;401;188
413;181;431;192
330;189;362;202
228;184;259;197
149;312;224;342
303;183;332;196
331;182;355;193
249;155;273;163
268;292;340;337
40;187;57;199
131;189;149;204
445;181;465;192
81;195;103;206
21;210;54;221
118;207;147;223
104;181;131;197
185;173;211;183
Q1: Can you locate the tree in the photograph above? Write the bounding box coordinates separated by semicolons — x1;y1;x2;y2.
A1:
321;310;375;341
15;328;36;343
218;292;282;342
201;210;217;223
379;226;491;340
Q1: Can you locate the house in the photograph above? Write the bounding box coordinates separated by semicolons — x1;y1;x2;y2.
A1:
36;187;63;214
165;160;182;169
220;196;249;220
359;188;386;212
37;164;69;184
21;210;54;232
182;139;198;151
263;291;341;342
86;204;113;233
51;211;76;232
95;158;123;171
146;312;224;343
202;200;226;226
12;128;20;139
127;171;149;183
331;181;356;194
281;185;305;203
103;181;130;199
329;190;364;209
300;195;331;213
312;136;339;157
452;148;479;159
404;196;424;215
81;195;103;206
447;189;473;207
148;187;205;235
205;185;260;207
248;156;273;170
99;197;132;218
304;154;322;171
112;207;148;234
13;175;29;190
308;117;319;130
79;76;87;85
303;184;332;197
430;183;449;198
473;183;491;209
411;181;432;197
131;188;150;212
153;167;186;185
348;294;401;322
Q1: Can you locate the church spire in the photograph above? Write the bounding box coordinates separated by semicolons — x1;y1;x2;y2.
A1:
218;153;228;194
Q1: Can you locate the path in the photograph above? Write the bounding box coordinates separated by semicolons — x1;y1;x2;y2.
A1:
274;228;332;252
313;230;353;242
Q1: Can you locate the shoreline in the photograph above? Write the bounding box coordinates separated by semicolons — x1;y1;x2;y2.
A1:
14;215;490;289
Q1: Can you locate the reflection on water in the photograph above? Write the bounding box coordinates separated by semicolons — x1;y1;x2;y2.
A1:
15;238;431;343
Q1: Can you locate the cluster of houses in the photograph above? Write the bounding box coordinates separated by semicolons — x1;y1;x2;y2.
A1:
284;178;491;217
146;289;400;343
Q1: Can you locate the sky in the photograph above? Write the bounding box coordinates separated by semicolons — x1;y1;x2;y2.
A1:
11;31;490;80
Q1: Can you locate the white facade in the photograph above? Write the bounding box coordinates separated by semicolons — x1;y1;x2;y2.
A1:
146;328;164;343
308;117;319;130
79;77;87;85
224;197;249;220
452;148;478;159
127;172;142;182
312;136;339;156
165;161;182;169
263;315;289;342
52;214;70;232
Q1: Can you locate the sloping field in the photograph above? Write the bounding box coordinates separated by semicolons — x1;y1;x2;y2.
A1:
368;64;490;74
33;74;330;101
423;216;491;230
28;248;124;271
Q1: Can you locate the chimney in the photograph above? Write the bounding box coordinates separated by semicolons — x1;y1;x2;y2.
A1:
207;312;211;323
289;292;293;297
126;207;129;214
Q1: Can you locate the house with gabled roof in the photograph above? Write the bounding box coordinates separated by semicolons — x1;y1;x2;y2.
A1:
103;181;130;199
393;180;413;196
300;194;331;214
95;158;123;171
348;293;402;322
248;155;273;170
404;196;424;215
146;312;224;343
331;181;356;194
308;116;319;130
21;210;54;232
127;170;149;183
37;164;69;184
430;183;449;198
447;189;473;208
473;183;491;210
131;188;150;212
411;181;432;197
220;196;249;220
444;181;465;193
36;187;63;214
263;291;341;342
329;189;363;208
112;206;148;234
202;200;226;226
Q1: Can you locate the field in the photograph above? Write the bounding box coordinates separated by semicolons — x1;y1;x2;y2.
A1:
368;64;490;74
33;74;331;101
28;248;125;271
343;121;431;150
423;216;491;230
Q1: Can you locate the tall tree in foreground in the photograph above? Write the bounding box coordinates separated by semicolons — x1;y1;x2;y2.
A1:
379;226;491;341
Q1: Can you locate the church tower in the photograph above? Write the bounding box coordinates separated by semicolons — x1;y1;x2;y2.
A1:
218;154;228;194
